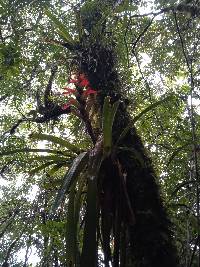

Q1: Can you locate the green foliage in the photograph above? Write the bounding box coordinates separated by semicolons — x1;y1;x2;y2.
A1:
29;133;81;154
0;43;21;77
1;0;200;266
65;184;76;266
116;94;176;145
45;8;76;44
50;152;88;215
80;147;103;267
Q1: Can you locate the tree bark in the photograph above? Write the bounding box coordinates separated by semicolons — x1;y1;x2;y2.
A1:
78;43;179;266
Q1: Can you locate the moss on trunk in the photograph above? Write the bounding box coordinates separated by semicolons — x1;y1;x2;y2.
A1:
77;42;179;266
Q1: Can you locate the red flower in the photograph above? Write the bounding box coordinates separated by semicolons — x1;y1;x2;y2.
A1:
83;88;97;96
68;73;91;89
78;73;90;87
79;78;90;87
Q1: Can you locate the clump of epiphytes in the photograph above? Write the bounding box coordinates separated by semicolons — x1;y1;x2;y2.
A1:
62;73;97;111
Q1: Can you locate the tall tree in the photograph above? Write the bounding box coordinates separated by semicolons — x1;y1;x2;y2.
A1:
1;0;200;266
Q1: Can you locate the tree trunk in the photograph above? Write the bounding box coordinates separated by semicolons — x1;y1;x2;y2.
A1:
78;42;179;266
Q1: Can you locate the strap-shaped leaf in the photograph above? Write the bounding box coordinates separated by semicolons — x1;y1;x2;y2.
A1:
80;176;97;267
29;162;55;176
48;163;64;176
102;97;119;156
66;175;86;266
80;142;103;267
66;184;76;266
29;133;80;154
74;175;86;232
133;95;173;123
45;9;75;44
0;148;68;157
116;95;174;145
50;152;88;216
30;155;70;162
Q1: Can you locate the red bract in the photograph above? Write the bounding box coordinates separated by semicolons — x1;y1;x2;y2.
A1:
79;78;90;87
78;73;90;87
69;73;91;88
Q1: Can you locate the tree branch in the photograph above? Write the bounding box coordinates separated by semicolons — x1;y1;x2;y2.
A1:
131;16;155;51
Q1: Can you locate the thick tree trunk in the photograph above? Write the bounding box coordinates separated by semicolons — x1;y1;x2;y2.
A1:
78;43;179;267
119;125;178;267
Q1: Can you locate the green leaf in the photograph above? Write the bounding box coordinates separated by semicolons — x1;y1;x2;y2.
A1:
74;175;86;231
0;148;68;157
116;95;174;145
80;145;103;267
66;175;86;266
45;9;75;44
80;176;97;267
133;95;174;123
66;184;76;266
29;162;55;175
29;133;81;154
50;152;88;216
30;155;70;162
48;164;64;176
102;97;119;156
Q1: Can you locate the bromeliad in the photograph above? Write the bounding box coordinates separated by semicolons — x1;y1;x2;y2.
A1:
62;73;97;110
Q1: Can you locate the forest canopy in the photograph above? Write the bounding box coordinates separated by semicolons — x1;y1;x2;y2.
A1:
0;0;200;266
